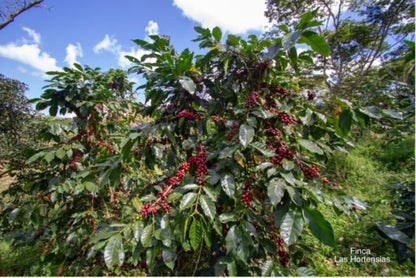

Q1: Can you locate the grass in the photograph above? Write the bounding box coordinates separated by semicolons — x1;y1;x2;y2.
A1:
300;134;415;276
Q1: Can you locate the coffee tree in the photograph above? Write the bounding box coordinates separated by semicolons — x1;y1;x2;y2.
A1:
1;15;370;276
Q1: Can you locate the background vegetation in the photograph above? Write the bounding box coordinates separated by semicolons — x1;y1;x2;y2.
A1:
0;0;414;276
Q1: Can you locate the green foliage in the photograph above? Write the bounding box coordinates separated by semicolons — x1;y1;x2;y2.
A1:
0;21;373;276
300;136;414;276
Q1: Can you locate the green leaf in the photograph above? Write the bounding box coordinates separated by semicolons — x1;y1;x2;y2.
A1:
179;76;196;94
359;106;382;119
267;178;286;206
282;159;294;171
250;142;275;157
141;224;153;247
35;101;49;111
55;148;66;159
221;174;235;198
212;26;222;41
376;223;412;245
280;172;296;186
337;109;353;136
280;211;304;246
256;162;273;171
225;225;250;262
298;139;323;155
189;218;203;251
162;248;176;270
225;225;239;254
251;109;275;119
180;192;198;211
300;31;330;56
151;143;164;159
104;235;125;269
261;260;274;276
219;213;237;223
303;207;335;246
85;182;98;193
49;104;58;117
27;152;45;164
200;195;216;221
44;152;55;163
227;260;238;276
296;9;319;30
297;267;316;276
382;109;403;120
239;124;255;148
132;198;143;213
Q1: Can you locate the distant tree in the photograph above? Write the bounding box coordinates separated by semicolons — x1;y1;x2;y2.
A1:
0;0;43;30
265;0;415;97
0;74;32;137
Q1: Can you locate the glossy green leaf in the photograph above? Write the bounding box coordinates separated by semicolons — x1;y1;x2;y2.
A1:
141;224;153;247
337;109;353;136
180;192;197;211
261;260;274;276
298;139;323;155
250;142;275;157
179;76;196;94
200;195;216;221
239;124;254;148
297;267;316;276
189;218;203;251
212;26;222;41
104;235;125;269
221;174;235;198
219;212;237;223
300;31;330;56
280;211;304;246
359;106;382;119
267;178;286;206
376;222;412;245
303;207;335;246
162;248;176;270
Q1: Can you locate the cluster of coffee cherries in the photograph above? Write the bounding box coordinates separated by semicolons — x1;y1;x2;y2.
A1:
300;164;321;178
271;145;294;166
307;90;316;100
142;161;191;217
178;110;203;120
72;124;96;145
69;150;82;169
278;112;297;125
188;143;208;185
95;140;118;154
227;122;240;141
267;127;282;138
269;226;290;267
211;115;226;123
142;144;208;217
321;177;339;187
245;91;260;108
242;179;253;207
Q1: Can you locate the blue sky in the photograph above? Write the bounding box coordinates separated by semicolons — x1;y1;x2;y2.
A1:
0;0;269;103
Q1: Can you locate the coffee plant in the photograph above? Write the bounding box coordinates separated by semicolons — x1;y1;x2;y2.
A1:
1;14;372;276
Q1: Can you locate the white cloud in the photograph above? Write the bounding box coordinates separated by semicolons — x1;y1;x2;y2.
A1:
0;43;60;74
145;20;159;38
93;34;120;54
65;43;83;67
0;27;61;77
173;0;268;34
22;26;41;44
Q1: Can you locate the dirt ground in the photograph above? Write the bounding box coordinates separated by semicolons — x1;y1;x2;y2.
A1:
0;164;14;192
